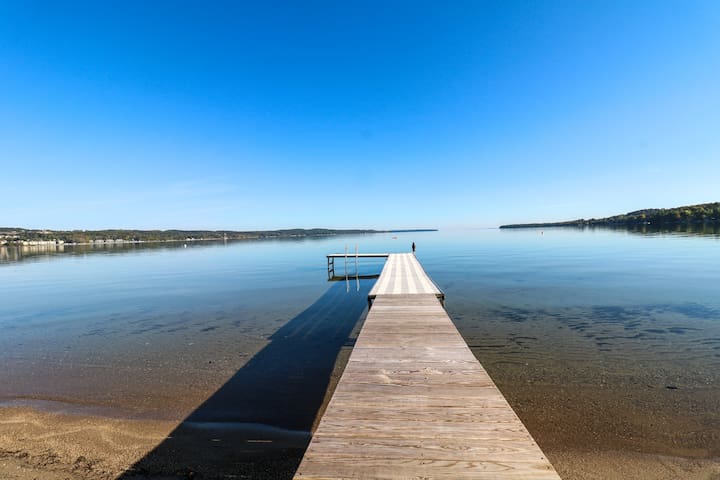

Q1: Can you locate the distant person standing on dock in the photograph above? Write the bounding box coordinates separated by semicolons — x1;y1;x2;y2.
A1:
412;242;416;253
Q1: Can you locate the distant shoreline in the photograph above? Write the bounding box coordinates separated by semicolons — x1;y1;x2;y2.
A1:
500;201;719;229
0;227;439;247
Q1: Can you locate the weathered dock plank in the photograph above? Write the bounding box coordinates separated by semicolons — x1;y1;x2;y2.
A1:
294;254;560;479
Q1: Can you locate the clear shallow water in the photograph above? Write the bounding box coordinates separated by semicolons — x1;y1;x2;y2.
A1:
1;228;720;473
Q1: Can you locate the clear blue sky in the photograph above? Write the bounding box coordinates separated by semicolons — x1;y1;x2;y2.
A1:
2;1;719;230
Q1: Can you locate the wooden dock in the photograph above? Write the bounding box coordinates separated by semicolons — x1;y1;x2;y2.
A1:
368;252;444;301
295;253;560;479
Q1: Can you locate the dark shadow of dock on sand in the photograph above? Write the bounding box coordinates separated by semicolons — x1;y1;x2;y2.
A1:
118;282;370;480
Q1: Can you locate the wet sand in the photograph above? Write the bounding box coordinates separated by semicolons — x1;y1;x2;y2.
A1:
2;256;719;478
503;384;720;479
0;346;356;480
0;281;368;479
0;407;176;480
1;414;719;480
454;300;720;480
550;451;720;480
1;358;719;480
2;349;719;480
3;313;720;480
0;406;309;479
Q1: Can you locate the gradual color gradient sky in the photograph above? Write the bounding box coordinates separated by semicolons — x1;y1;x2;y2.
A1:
2;1;719;230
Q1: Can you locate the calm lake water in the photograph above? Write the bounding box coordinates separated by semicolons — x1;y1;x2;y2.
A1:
1;228;719;475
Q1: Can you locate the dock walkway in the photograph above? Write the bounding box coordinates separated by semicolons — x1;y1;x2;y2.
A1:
295;253;560;479
368;252;444;300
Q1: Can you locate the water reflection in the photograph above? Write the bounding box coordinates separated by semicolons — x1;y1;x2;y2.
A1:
622;223;720;235
1;243;67;262
510;224;720;236
0;236;340;265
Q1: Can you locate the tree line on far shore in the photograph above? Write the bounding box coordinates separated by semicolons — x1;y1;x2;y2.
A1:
500;202;720;229
0;228;382;245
